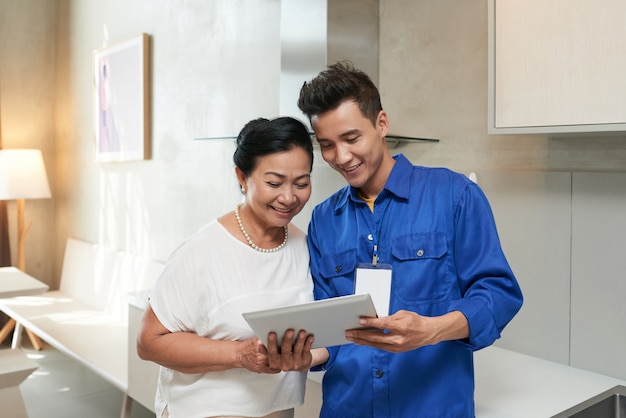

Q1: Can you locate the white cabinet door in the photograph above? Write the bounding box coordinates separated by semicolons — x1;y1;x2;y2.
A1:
488;0;626;134
570;172;626;379
128;302;159;413
478;171;572;364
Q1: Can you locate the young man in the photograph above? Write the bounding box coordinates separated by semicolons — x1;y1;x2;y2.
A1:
297;62;523;417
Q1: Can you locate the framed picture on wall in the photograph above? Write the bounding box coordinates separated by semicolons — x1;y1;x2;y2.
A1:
94;33;150;162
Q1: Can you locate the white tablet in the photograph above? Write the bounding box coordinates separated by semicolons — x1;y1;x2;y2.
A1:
242;293;378;348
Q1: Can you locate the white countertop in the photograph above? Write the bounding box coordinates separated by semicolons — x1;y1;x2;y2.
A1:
125;291;626;417
474;346;626;417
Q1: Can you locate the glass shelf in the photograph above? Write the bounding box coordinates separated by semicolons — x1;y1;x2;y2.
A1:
194;135;238;140
195;134;439;149
385;135;439;148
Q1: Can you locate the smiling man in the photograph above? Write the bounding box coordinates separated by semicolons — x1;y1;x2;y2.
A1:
296;62;523;418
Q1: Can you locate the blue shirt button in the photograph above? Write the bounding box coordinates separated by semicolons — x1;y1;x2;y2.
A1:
335;266;343;273
416;249;425;257
367;234;374;241
375;369;384;378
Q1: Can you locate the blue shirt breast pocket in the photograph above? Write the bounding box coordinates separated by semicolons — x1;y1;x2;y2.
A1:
391;232;452;306
318;248;358;297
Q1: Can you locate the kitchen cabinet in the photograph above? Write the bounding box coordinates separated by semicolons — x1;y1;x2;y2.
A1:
477;171;572;365
479;171;626;381
488;0;626;134
128;291;159;413
570;172;626;380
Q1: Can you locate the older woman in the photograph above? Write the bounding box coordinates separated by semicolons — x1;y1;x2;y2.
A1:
137;117;315;418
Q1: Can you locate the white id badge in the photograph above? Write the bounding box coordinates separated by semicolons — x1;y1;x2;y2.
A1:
354;263;392;317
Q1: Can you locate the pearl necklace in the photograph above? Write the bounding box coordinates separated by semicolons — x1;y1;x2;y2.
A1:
234;204;288;253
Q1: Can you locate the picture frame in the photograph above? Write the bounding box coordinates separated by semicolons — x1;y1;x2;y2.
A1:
94;33;150;162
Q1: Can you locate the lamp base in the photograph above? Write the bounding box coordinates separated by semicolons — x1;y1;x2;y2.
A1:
0;199;43;351
16;199;27;271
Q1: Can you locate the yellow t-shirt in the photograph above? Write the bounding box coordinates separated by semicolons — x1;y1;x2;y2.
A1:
358;190;375;212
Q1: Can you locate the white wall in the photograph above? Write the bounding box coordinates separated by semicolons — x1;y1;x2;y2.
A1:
46;0;286;288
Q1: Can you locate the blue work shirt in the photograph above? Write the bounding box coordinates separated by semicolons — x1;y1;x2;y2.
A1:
307;154;523;418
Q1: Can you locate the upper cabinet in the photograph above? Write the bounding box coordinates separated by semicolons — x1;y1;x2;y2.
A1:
488;0;626;134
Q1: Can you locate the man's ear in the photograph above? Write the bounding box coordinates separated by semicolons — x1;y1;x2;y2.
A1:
377;110;390;137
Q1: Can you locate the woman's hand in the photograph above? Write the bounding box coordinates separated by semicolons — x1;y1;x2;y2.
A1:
237;337;281;374
138;304;282;374
266;329;314;372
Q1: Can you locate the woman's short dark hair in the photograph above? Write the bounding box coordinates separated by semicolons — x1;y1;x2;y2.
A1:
297;61;382;126
233;116;313;177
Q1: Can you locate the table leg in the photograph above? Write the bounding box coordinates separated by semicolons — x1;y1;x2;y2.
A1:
0;318;43;351
0;318;16;344
11;322;23;349
25;328;43;351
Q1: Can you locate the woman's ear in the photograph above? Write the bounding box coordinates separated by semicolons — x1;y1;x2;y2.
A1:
235;167;247;193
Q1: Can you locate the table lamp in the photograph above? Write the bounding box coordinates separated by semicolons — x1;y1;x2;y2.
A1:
0;149;52;271
0;149;51;350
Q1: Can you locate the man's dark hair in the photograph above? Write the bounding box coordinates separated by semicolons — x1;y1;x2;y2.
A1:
297;61;383;126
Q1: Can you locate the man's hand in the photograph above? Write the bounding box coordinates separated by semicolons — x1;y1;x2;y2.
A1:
345;310;469;353
266;329;314;372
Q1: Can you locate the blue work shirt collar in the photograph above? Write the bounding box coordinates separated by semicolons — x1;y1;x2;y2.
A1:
333;153;413;211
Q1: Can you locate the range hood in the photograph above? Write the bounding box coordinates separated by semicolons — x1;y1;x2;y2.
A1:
279;0;380;125
197;0;437;145
280;0;437;146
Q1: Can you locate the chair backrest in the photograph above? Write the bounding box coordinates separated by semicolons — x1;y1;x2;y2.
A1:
60;238;164;319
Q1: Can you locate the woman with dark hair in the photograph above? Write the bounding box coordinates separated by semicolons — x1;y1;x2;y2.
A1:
137;116;317;418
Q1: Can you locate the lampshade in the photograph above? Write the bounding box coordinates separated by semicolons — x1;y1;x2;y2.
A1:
0;149;52;200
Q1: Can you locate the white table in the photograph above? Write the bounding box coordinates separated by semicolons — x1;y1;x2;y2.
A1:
0;266;48;418
0;266;49;298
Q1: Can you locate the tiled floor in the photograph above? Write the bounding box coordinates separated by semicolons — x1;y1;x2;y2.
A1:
5;339;154;418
